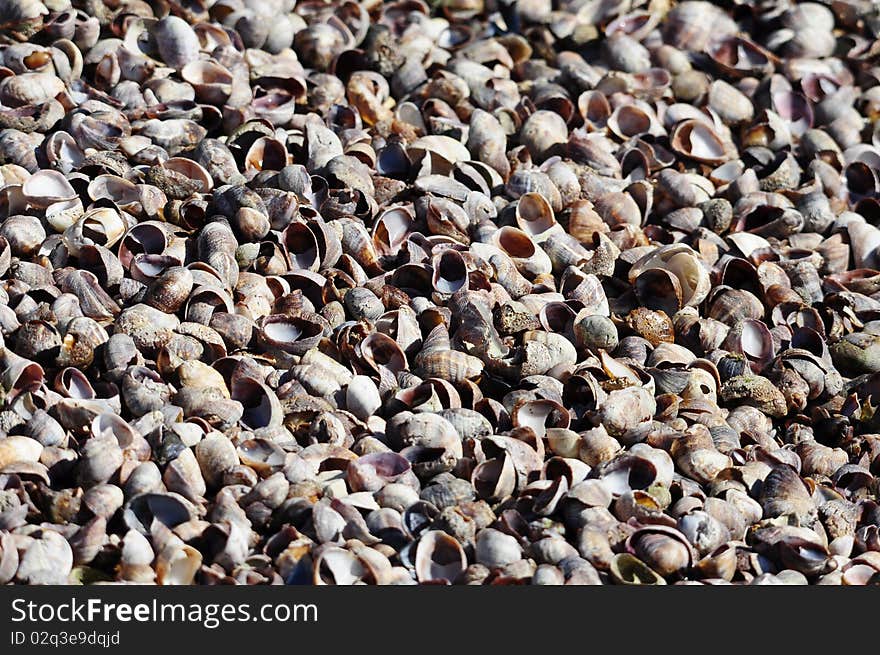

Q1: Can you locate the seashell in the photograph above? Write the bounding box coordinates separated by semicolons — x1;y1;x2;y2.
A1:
413;348;483;386
117;529;156;583
670;120;728;165
78;434;123;489
259;315;323;355
841;555;880;586
573;314;618;353
708;81;754;125
625;308;674;347
708;36;776;79
830;333;880;376
722;319;775;373
720;374;788;418
181;60;234;105
0;435;43;469
609;553;665;585
22;409;66;447
152;16;201;70
676;510;730;557
521;111;568;163
694;542;738;581
312;545;365;586
663;2;738;52
16;530;74;585
0;350;44;399
22;169;77;208
467;109;510;179
348;452;415;493
346;375;382;421
136;119;207;157
229;375;281;431
163;448;206;505
602;32;651;73
373;206;413;258
175;360;227;399
751;525;829;577
797;441;849;478
599;387;656;435
626;526;695;578
0;531;19;584
344;287;385;322
629;244;711;309
490;226;553;278
472;452;516;502
144;266;193;314
1;215;46;257
578;425;622;467
193;433;238;490
759;465;818;526
155;540;202;586
115;304;180;353
0;0;873;588
415;531;467;583
509;398;567;439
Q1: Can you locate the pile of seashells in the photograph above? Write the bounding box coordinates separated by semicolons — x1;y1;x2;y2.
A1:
0;0;879;586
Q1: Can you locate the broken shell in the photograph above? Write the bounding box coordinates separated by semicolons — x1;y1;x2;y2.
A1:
475;528;522;569
0;0;872;589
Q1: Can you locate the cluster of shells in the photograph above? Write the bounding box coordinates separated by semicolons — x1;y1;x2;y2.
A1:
0;0;879;586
